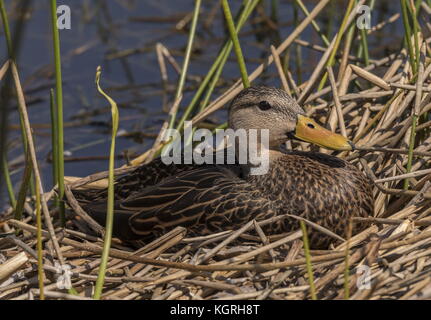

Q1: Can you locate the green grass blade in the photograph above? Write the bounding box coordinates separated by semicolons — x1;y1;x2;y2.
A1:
1;154;16;208
49;89;60;208
168;0;202;130
49;0;66;225
221;0;250;89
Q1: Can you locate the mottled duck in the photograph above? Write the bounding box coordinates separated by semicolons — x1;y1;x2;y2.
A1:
71;86;374;248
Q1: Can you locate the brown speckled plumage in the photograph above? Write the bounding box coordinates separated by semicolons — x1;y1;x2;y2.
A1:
71;86;374;249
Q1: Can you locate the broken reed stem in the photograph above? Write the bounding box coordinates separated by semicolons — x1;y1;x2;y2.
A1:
221;0;250;88
168;0;201;130
300;221;317;300
93;67;119;300
49;0;65;225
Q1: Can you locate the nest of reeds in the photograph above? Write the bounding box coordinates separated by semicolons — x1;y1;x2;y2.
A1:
1;1;431;300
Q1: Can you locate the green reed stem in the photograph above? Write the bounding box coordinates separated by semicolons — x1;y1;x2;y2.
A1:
1;2;35;219
409;1;420;75
294;0;330;46
168;0;201;130
1;154;16;208
0;0;33;207
14;151;32;220
359;26;369;66
222;0;250;89
400;0;416;74
0;0;13;56
50;0;65;225
318;0;355;91
293;2;302;84
404;114;417;190
93;67;119;300
176;0;259;131
300;221;317;300
49;89;59;208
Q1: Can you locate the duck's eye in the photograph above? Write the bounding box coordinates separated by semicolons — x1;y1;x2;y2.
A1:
307;123;315;129
258;101;272;111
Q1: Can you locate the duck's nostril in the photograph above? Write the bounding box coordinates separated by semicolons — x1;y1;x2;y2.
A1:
307;123;315;129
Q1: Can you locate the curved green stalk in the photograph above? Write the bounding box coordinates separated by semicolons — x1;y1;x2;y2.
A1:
93;67;119;300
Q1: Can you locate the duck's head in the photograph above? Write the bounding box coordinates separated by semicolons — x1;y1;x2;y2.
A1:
228;86;354;151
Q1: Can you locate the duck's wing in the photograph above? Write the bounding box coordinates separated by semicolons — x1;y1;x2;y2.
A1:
72;150;236;203
82;165;277;241
72;157;196;203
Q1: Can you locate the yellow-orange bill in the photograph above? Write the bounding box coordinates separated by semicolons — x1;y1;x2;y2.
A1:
294;115;354;151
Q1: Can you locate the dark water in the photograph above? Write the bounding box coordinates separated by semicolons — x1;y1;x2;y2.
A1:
0;0;403;208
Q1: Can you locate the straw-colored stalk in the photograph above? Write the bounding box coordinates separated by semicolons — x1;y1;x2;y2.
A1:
93;67;119;300
35;181;44;300
300;221;317;300
49;0;66;224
